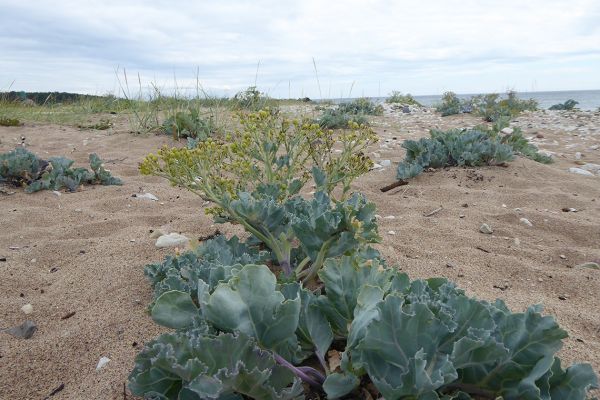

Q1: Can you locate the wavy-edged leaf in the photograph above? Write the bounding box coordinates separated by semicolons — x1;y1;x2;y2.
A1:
203;264;302;361
128;331;303;400
151;290;199;329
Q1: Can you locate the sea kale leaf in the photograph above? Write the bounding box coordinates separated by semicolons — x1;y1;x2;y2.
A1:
128;331;304;400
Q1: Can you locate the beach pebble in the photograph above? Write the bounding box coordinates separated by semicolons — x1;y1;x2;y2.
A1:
569;167;595;177
21;304;33;314
155;233;190;248
501;127;514;135
52;191;61;197
513;238;521;246
520;218;533;227
575;152;582;160
479;223;493;234
133;192;159;201
96;357;111;371
372;163;383;169
560;254;567;259
387;230;396;235
149;229;165;239
380;159;391;167
580;163;600;174
383;215;396;219
3;320;37;339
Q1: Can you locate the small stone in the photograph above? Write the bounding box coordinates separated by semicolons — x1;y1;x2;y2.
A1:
387;230;396;235
380;159;391;167
559;254;567;260
520;218;533;227
513;238;521;246
155;233;190;248
0;257;6;262
446;262;456;268
129;239;136;243
383;215;395;220
149;229;165;239
575;262;599;270
372;163;383;169
52;190;61;197
96;356;111;371
133;192;159;201
30;258;36;263
535;133;545;139
479;223;493;234
538;278;543;282
502;204;507;208
514;208;522;212
569;167;594;177
575;152;582;160
3;320;37;339
74;208;82;212
562;207;577;212
501;127;514;135
558;295;568;301
459;214;465;218
21;304;33;314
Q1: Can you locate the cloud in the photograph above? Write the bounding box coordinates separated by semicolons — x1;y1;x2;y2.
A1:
1;0;599;97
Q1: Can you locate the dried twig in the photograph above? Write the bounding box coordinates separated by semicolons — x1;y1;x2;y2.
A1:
423;206;443;217
380;180;408;193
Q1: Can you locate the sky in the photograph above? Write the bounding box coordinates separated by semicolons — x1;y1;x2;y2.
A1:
1;0;599;98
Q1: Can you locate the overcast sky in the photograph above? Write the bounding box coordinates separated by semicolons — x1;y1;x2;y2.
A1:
1;0;599;98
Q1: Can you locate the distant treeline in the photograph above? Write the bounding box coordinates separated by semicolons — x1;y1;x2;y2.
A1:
0;91;106;105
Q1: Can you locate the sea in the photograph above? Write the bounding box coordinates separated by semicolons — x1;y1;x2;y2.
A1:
339;90;600;111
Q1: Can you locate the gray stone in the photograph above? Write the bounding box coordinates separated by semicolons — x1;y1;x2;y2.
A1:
155;233;190;248
3;320;37;339
479;223;493;234
569;167;595;177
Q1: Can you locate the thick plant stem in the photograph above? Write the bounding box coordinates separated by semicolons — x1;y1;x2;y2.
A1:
273;353;325;387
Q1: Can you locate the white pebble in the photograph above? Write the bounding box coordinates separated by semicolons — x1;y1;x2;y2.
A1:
387;230;396;235
520;218;533;227
96;357;111;371
21;304;33;314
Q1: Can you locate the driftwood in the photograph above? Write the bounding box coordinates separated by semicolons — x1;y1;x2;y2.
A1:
380;180;408;193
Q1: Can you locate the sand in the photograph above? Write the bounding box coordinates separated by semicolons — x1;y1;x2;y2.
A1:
1;108;599;399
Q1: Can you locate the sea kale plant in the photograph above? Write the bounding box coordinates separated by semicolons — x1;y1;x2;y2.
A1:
161;108;217;140
131;109;597;399
386;91;422;106
549;99;579;111
397;120;551;180
435;91;472;116
131;256;598;399
0;148;122;192
471;91;538;122
140;110;378;279
318;98;382;129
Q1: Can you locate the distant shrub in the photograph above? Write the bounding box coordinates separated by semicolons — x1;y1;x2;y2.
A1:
338;98;383;116
160;109;216;140
232;86;276;111
0;117;22;127
435;91;471;116
549;99;579;110
472;91;538;122
317;108;369;129
397;120;551;180
0;148;122;192
386;91;422;106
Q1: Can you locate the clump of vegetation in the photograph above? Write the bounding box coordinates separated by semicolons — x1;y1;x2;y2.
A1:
130;110;598;400
160;109;217;140
317;98;382;129
549;99;579;110
435;91;471;116
471;91;538;122
0;116;22;126
338;97;383;116
0;148;122;192
397;120;551;180
436;91;538;121
232;86;276;111
386;91;422;106
77;118;113;130
317;108;369;129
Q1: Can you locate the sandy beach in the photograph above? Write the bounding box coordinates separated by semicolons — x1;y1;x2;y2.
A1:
1;106;599;399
